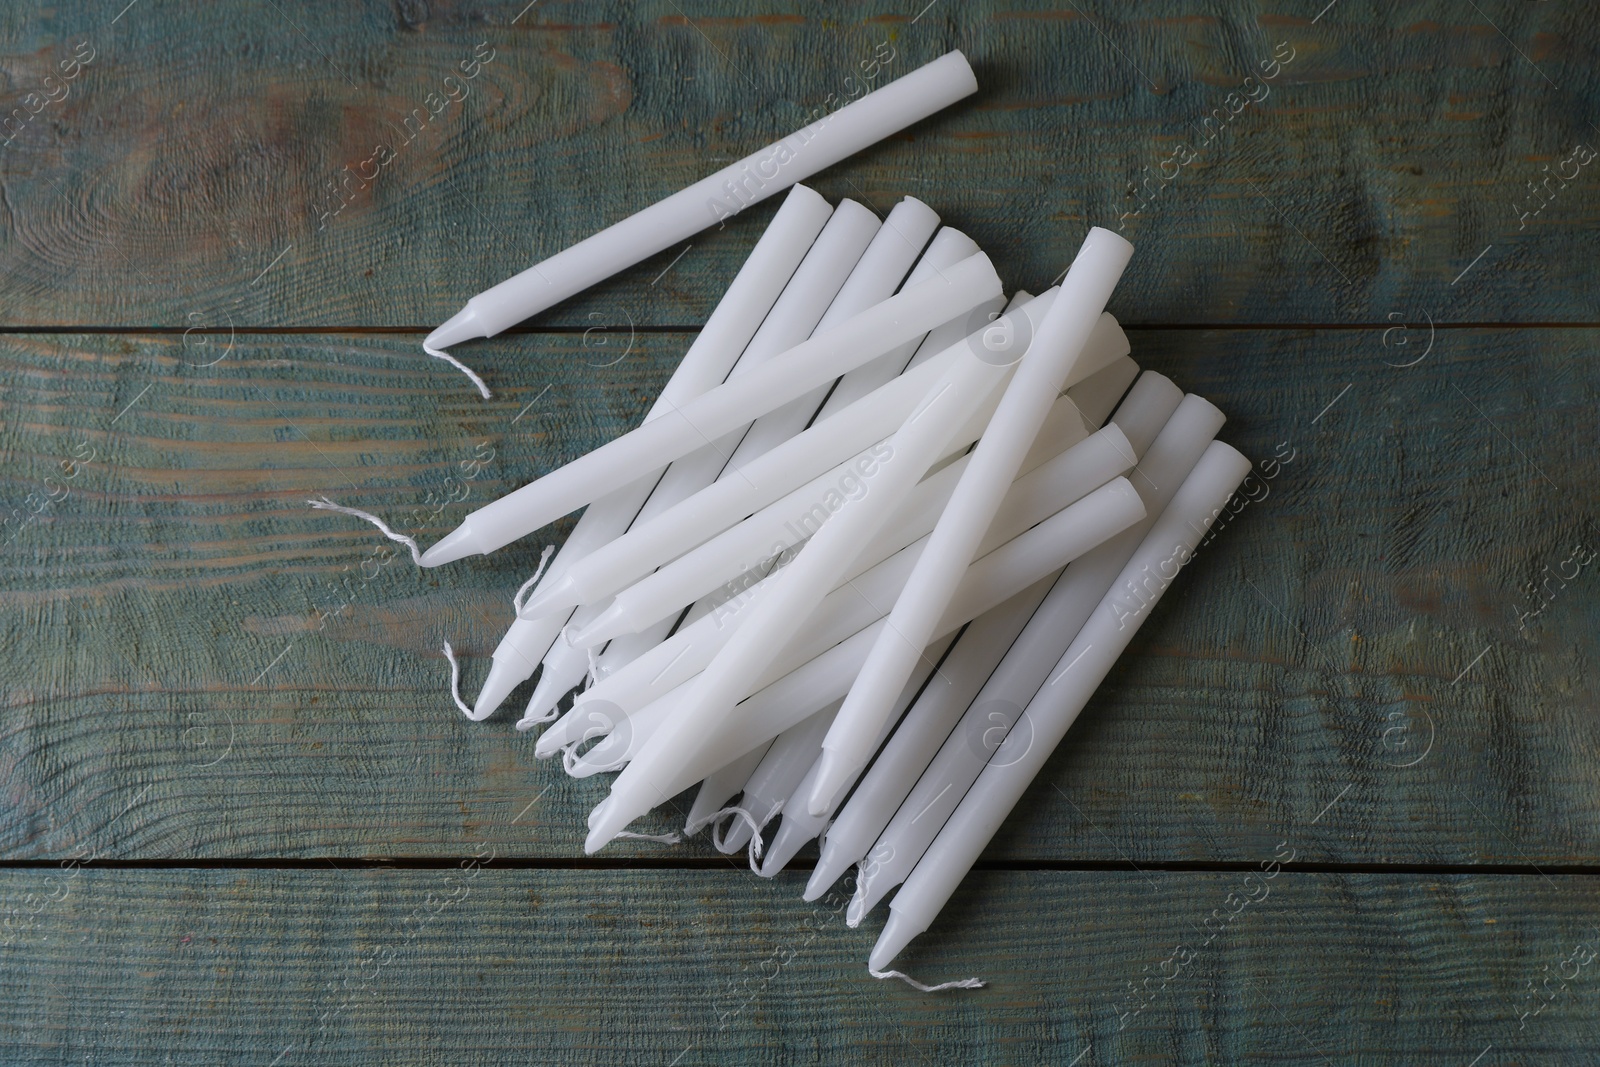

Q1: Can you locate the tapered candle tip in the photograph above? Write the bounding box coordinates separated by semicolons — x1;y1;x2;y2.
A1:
803;845;849;902
516;572;579;618
806;750;855;816
424;305;484;352
568;602;627;648
418;524;480;567
471;658;522;719
869;911;920;973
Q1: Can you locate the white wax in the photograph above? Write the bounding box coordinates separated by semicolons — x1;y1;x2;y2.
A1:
684;743;771;835
871;440;1252;972
427;52;978;343
423;251;1001;565
716;197;939;479
572;347;1133;647
814;227;980;418
520;198;881;720
803;368;1182;900
856;393;1225;915
1065;355;1139;431
803;579;1052;900
810;227;1134;815
520;295;1013;620
591;475;1147;815
474;186;833;720
555;423;1137;738
716;703;838;854
588;338;1018;848
758;624;961;879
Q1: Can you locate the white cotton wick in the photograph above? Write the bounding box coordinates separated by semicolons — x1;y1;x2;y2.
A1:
869;967;986;992
423;343;492;399
306;496;424;566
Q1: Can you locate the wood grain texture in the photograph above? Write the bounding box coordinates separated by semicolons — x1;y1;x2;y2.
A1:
2;327;1596;863
0;1;1596;328
4;868;1599;1064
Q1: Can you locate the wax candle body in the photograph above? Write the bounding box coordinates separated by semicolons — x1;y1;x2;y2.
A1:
425;52;979;348
520;295;1023;621
586;344;1027;850
551;423;1137;744
685;744;771;834
589;475;1147;814
720;197;939;477
518;199;881;720
423;251;1001;567
816;227;981;416
717;704;838;854
870;441;1252;971
473;186;832;719
571;320;1130;646
847;395;1221;922
810;226;1135;815
756;620;968;878
801;369;1184;899
580;198;933;691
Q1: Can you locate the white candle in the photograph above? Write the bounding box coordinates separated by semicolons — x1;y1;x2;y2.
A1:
420;250;1001;566
758;626;963;878
517;291;1021;621
717;197;940;478
685;743;771;834
586;344;1035;851
570;360;1127;648
587;475;1147;821
551;424;1138;739
471;186;833;719
424;52;979;349
577;198;933;691
716;702;839;854
854;394;1225;920
1065;354;1139;431
516;198;882;721
869;440;1252;972
802;369;1185;900
816;227;980;416
800;580;1053;893
807;227;1135;815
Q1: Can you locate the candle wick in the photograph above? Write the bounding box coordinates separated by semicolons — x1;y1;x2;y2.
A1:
440;640;474;718
868;967;986;992
512;544;558;619
423;343;492;399
614;830;683;845
307;496;424;565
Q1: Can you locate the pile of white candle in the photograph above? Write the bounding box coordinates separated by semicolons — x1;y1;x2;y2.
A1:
319;53;1251;983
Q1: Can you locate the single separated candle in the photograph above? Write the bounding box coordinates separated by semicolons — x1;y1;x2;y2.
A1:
420;250;1001;566
472;185;833;719
517;199;883;722
584;320;1033;851
808;226;1135;815
424;52;979;351
804;369;1183;900
869;440;1252;972
849;391;1224;923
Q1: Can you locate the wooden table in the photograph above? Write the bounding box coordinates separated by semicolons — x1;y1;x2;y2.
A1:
3;2;1598;1062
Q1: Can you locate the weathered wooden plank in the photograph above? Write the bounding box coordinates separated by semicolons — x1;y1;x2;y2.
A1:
0;2;1596;328
2;868;1598;1064
2;326;1597;863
